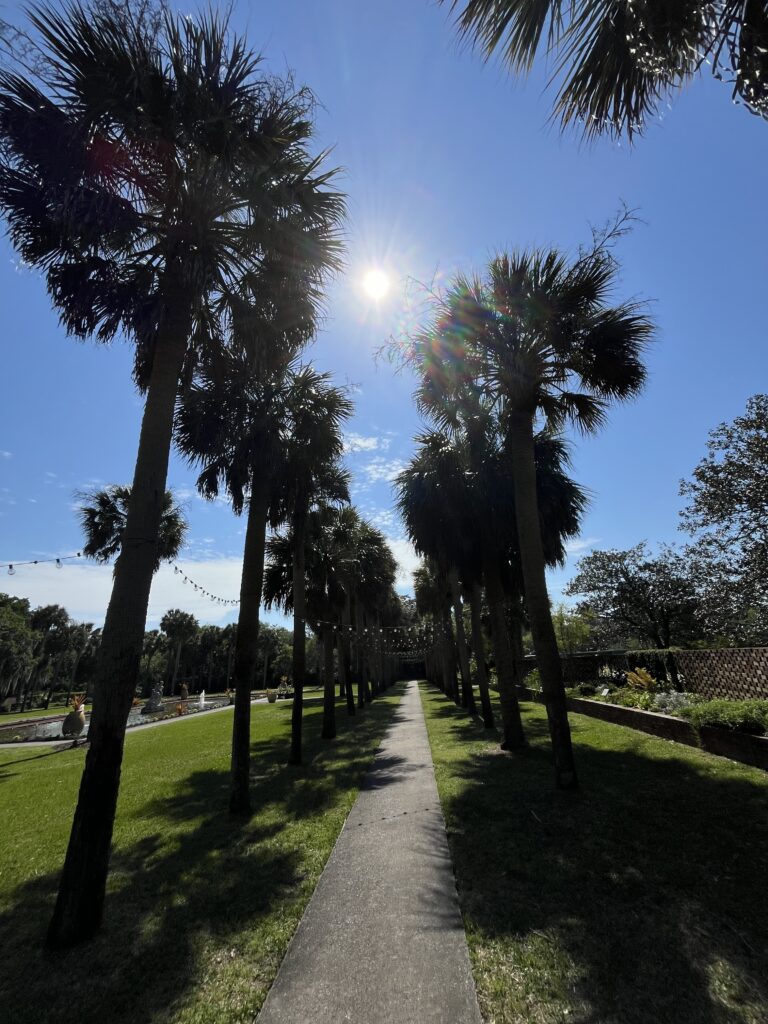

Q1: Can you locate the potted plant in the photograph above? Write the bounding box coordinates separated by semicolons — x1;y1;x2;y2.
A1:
62;693;87;742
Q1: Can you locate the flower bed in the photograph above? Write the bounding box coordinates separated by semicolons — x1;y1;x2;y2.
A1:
518;686;768;771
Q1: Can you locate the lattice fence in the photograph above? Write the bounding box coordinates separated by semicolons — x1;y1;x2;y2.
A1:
522;647;768;699
674;649;768;700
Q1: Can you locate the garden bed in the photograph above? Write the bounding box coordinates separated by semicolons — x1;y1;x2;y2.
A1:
519;687;768;771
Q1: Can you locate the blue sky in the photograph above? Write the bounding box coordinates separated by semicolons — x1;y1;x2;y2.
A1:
1;0;767;627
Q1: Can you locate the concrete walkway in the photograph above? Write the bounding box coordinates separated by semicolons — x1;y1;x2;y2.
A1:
257;680;482;1024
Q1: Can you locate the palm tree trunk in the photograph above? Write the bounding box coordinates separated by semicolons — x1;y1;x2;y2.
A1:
469;584;494;728
339;601;355;717
65;649;85;709
440;602;460;706
170;641;183;696
229;485;269;815
507;413;578;790
450;569;476;713
47;303;191;948
289;516;307;766
484;558;526;750
321;623;336;739
226;636;235;690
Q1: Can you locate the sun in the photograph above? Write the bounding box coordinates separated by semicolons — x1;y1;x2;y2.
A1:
362;268;390;301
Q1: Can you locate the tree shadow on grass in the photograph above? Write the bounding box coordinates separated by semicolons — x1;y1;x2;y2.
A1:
422;684;768;1024
0;686;404;1024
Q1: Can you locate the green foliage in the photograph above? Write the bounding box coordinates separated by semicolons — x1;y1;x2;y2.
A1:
625;666;659;692
680;395;768;646
525;667;542;691
78;485;187;571
441;0;768;138
681;699;768;736
566;543;702;649
552;604;594;656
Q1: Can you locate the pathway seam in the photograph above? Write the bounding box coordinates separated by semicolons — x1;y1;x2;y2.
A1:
256;679;482;1024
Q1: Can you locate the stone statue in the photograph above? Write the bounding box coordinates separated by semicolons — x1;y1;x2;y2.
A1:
141;685;165;715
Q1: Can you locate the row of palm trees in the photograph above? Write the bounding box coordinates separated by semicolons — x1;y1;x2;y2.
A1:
396;238;653;789
0;4;348;948
0;596;99;710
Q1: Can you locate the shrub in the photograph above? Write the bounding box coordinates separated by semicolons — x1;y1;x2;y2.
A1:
525;668;542;692
652;691;702;715
625;667;659;692
681;699;768;735
607;687;655;711
575;683;597;696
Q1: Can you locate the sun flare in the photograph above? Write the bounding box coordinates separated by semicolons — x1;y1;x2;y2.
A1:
362;268;390;301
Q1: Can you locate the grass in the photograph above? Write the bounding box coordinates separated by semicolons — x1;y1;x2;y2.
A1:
0;686;402;1024
420;682;768;1024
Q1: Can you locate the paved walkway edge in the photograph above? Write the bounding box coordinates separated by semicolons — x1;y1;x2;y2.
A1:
257;680;482;1024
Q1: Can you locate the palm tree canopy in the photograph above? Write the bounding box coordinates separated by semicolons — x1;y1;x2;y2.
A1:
443;0;768;138
77;484;187;570
264;507;398;626
396;423;587;587
414;240;653;438
0;3;345;385
269;366;354;527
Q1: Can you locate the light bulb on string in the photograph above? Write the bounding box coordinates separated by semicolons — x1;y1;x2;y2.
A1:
55;558;62;569
8;564;15;576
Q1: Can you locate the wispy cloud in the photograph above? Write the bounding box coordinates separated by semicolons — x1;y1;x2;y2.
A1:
343;432;391;454
0;450;11;460
359;457;407;484
564;536;600;556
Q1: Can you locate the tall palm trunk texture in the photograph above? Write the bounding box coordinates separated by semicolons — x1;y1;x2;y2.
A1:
507;413;578;790
289;521;307;766
170;640;183;696
321;623;336;739
440;604;460;705
469;584;494;728
341;596;355;716
483;558;526;749
47;304;191;948
449;571;476;713
229;486;270;815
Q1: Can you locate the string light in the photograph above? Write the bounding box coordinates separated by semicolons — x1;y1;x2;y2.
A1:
171;563;239;606
1;552;82;572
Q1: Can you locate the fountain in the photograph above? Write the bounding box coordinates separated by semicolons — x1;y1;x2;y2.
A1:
198;690;206;710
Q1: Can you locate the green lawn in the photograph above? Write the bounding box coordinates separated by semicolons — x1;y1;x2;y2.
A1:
0;688;402;1024
420;682;768;1024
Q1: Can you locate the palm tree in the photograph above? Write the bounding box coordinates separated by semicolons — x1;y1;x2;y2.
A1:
397;433;492;723
64;622;95;708
0;3;343;948
159;609;198;696
263;503;350;741
269;371;353;764
78;485;187;572
176;350;302;814
413;245;651;788
352;521;399;701
395;435;475;711
442;0;768;137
